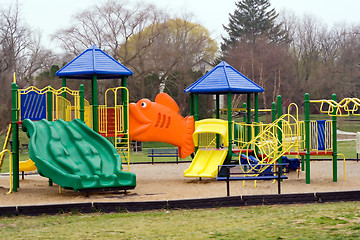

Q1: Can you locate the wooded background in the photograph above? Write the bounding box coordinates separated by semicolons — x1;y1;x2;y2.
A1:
1;0;359;130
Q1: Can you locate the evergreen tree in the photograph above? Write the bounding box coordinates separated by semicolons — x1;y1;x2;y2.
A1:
222;0;286;52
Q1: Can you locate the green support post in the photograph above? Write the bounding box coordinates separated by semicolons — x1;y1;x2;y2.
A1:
47;90;53;121
80;84;85;121
215;94;220;119
243;102;247;123
122;77;128;135
277;95;283;175
194;94;199;121
47;90;53;186
62;77;66;99
216;94;220;148
271;102;276;122
61;77;67;119
227;92;233;162
254;93;259;155
194;94;199;153
246;93;252;143
332;93;337;182
11;83;19;192
304;93;311;184
254;93;259;134
92;75;98;132
189;93;194;116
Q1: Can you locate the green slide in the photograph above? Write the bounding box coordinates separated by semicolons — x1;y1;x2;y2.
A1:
22;118;136;191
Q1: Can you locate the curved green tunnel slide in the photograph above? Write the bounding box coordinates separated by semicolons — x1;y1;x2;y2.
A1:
22;118;136;192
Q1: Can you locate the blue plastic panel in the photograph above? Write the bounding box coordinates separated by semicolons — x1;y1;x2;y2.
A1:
21;92;46;121
184;61;264;94
56;45;133;79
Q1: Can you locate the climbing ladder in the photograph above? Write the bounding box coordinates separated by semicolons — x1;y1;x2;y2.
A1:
98;87;130;171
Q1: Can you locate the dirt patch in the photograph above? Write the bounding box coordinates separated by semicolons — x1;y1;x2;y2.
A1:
0;161;359;206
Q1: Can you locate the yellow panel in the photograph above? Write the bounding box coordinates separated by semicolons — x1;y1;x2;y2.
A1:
193;119;228;147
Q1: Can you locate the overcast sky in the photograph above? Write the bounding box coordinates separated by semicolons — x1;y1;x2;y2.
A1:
3;0;360;51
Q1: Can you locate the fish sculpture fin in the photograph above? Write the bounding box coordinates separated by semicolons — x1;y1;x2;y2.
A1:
178;116;195;159
155;93;180;113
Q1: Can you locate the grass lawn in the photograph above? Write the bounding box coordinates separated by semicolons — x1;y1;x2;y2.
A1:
0;201;359;239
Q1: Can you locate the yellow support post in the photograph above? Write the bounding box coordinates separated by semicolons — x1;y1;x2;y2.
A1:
0;124;12;171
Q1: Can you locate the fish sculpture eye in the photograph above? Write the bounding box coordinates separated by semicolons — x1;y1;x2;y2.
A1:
141;102;147;108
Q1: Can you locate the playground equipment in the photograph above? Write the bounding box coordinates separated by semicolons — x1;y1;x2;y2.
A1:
184;119;228;177
22;118;136;191
183;61;265;178
8;45;136;192
129;93;195;159
301;94;359;183
235;114;301;173
183;61;354;185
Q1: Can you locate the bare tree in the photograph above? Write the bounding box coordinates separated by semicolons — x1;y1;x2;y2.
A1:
0;2;56;128
52;0;164;60
122;17;218;111
52;1;218;114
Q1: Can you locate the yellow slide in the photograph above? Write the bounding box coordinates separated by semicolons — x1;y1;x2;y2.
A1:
19;159;37;172
184;119;229;178
184;149;227;178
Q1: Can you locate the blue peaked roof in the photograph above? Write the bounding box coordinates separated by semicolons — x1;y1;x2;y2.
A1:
184;61;264;94
56;45;133;79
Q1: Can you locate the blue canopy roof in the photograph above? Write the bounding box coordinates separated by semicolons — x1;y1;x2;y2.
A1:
56;45;133;79
184;61;264;94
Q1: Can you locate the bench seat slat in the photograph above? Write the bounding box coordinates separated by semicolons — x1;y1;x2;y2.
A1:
148;154;178;157
217;175;288;181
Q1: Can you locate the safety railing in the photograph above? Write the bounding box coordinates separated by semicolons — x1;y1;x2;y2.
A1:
18;86;80;122
311;98;360;117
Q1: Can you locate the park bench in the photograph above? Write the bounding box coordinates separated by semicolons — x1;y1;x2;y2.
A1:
147;148;179;164
217;163;289;196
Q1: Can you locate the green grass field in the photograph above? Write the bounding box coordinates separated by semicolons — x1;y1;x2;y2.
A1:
0;201;359;239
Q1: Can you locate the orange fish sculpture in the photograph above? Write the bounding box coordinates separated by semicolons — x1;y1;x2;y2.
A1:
129;93;195;159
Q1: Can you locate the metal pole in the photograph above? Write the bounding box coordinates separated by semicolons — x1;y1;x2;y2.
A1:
189;93;194;116
194;93;199;121
277;95;283;164
122;76;128;134
246;93;252;143
80;84;84;121
47;90;53;121
47;89;53;187
243;102;247;123
11;83;19;192
194;93;199;153
271;102;276;122
332;93;338;182
254;93;259;155
216;94;220;148
226;167;230;197
61;77;66;99
61;77;67;120
92;75;98;132
227;92;233;162
304;93;311;184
